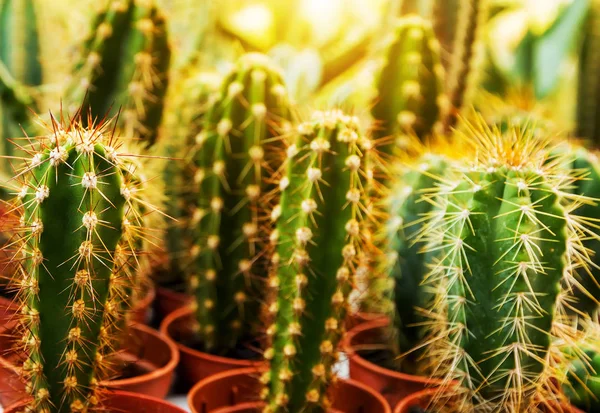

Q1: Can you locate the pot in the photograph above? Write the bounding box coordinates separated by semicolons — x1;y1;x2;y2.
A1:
155;286;191;320
188;367;391;413
131;283;156;324
393;388;586;413
102;323;179;398
343;318;446;406
0;324;178;400
160;307;262;387
3;389;188;413
344;311;387;330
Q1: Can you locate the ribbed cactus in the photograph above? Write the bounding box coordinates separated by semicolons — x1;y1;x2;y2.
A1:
576;0;600;145
66;0;171;147
439;0;489;131
0;0;41;172
564;346;600;412
189;53;291;353
157;71;222;289
386;152;451;372
416;121;600;412
371;16;447;145
6;115;145;412
262;110;377;413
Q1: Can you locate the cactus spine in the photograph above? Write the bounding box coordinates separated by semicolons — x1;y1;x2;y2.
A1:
416;121;600;412
576;0;600;145
371;16;448;145
263;110;377;412
66;0;171;147
189;53;291;353
0;0;41;171
6;114;145;412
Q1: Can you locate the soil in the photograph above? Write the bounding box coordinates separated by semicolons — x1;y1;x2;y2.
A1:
181;335;262;360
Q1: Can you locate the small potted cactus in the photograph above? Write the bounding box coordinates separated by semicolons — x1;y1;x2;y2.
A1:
160;52;293;385
187;110;391;413
0;112;185;412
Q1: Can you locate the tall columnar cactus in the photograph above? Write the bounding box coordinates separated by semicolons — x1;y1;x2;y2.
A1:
6;114;145;412
371;15;448;146
576;0;600;145
386;152;452;372
436;0;489;132
189;53;291;353
262;110;378;413
157;71;222;288
66;0;171;147
417;121;600;412
0;0;41;171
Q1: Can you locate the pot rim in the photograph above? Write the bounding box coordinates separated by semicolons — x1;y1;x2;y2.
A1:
187;367;391;413
101;322;179;387
160;307;262;367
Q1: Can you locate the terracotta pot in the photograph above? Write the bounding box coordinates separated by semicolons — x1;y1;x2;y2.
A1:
344;311;387;330
188;367;391;413
155;286;191;320
343;318;446;407
131;283;157;324
3;389;188;413
160;307;263;387
393;388;586;413
102;323;179;398
0;324;178;401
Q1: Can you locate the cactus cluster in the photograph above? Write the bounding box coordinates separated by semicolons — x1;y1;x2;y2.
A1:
371;15;447;144
65;0;171;147
262;110;379;413
5;114;148;412
576;0;600;145
188;53;291;353
413;121;600;412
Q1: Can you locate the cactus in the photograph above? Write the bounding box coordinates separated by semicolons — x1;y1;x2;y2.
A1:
416;120;600;412
155;70;222;289
66;0;171;147
0;0;41;172
386;152;452;372
576;0;600;145
262;110;378;413
189;53;291;354
371;16;448;146
564;346;600;412
2;113;149;412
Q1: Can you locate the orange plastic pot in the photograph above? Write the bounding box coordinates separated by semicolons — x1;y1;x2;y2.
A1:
393;388;585;413
188;367;391;413
344;311;387;330
155;286;191;320
131;283;157;324
3;389;188;413
160;307;263;387
0;324;178;400
343;318;447;407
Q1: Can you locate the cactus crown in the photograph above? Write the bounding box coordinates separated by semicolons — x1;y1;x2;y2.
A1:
4;113;149;413
415;119;600;412
262;110;379;413
188;53;291;353
371;15;448;146
66;0;171;147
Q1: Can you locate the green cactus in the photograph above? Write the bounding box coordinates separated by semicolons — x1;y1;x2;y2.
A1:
0;0;41;172
6;114;146;412
262;110;377;413
576;0;600;145
416;121;600;412
436;0;489;131
66;0;171;147
371;15;448;146
386;152;452;372
155;70;222;289
189;53;291;354
564;346;600;412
